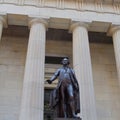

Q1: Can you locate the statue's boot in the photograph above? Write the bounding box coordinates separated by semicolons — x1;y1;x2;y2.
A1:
72;113;80;118
62;104;67;118
69;101;80;118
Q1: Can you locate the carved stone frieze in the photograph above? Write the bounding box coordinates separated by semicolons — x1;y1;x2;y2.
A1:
0;0;120;15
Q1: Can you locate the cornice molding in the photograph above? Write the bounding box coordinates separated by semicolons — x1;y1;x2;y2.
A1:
0;1;120;15
18;0;24;5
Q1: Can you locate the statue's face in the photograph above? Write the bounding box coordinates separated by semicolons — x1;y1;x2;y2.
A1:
62;58;69;65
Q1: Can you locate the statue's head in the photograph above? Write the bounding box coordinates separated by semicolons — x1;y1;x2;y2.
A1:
62;57;70;65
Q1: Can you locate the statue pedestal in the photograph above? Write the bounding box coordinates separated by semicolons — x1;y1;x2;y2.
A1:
54;118;82;120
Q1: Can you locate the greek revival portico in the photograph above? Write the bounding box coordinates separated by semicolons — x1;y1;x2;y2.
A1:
0;16;120;120
0;1;120;120
16;17;97;120
0;15;120;120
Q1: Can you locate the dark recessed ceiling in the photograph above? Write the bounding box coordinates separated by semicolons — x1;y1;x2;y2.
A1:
3;25;29;37
89;31;112;44
3;26;112;44
47;28;113;44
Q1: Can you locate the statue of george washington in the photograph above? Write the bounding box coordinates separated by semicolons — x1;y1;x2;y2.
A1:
46;57;81;119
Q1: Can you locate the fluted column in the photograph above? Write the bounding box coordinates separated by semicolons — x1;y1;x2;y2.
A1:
70;22;97;120
0;16;5;41
19;18;48;120
108;25;120;83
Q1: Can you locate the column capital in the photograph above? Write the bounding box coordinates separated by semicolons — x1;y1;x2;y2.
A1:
107;24;120;36
0;15;7;28
69;21;89;32
28;18;48;29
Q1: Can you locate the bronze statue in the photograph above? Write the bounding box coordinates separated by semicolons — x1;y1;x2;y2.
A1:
46;57;80;118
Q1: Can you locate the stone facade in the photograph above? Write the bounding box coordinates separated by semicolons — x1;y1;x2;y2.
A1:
0;1;120;120
0;26;119;120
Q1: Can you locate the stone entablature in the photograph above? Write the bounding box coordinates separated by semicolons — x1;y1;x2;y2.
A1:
0;0;120;15
0;2;120;33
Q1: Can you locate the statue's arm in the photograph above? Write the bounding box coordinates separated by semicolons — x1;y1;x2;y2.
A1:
71;69;79;90
46;69;60;84
71;69;77;80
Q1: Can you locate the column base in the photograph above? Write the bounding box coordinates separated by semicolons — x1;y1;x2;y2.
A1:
54;118;82;120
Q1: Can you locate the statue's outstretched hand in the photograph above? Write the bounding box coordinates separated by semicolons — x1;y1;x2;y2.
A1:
46;80;52;84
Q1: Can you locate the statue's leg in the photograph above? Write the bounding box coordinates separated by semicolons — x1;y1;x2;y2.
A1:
67;85;79;118
60;85;67;118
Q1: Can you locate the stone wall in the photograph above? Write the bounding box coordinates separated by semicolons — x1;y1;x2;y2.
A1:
0;35;28;120
91;43;120;120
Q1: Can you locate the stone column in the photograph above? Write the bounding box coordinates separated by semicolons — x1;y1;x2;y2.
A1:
0;16;4;41
70;22;97;120
19;18;48;120
108;25;120;82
